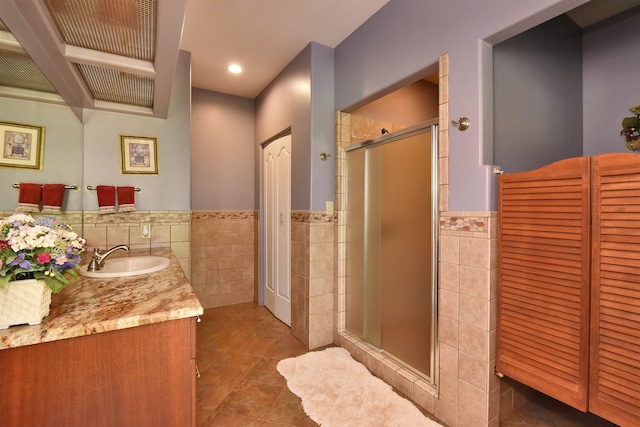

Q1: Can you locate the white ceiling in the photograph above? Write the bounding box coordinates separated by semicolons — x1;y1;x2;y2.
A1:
180;0;390;99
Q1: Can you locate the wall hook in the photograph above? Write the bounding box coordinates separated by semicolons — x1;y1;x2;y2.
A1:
451;117;470;130
320;153;331;161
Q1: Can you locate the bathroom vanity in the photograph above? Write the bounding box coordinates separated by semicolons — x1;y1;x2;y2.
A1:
0;253;203;426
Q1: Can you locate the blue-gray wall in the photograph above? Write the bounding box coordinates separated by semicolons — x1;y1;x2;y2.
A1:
0;98;83;211
493;6;640;171
310;43;335;211
334;0;588;211
493;14;583;173
583;6;640;156
82;50;192;211
255;42;335;212
191;89;255;210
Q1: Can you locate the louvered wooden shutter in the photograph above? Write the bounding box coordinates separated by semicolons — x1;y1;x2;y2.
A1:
590;153;640;426
497;157;591;411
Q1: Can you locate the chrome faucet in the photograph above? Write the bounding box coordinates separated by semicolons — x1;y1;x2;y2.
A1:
87;245;129;272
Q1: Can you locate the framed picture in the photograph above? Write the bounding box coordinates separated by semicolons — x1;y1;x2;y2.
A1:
0;121;45;170
120;135;158;175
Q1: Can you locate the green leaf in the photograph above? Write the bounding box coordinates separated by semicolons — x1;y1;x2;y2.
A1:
0;275;10;289
33;271;47;281
622;116;640;129
43;276;64;293
52;270;69;284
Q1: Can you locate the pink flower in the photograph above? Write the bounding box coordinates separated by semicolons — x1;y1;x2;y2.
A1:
37;253;51;264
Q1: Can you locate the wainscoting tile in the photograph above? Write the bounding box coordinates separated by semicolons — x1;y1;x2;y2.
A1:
459;265;489;299
459;351;488;391
440;368;459;403
440;262;460;293
459;380;487;421
459;295;488;330
439;343;459;376
459;323;489;362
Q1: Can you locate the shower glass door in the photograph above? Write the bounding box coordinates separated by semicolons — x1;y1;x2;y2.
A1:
346;121;438;380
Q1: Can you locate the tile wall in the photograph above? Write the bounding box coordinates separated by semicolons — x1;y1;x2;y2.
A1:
190;211;258;309
291;211;335;349
499;376;542;421
438;213;499;427
348;116;405;144
82;210;192;275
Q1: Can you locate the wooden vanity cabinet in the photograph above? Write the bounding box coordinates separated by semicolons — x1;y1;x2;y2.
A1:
0;317;197;427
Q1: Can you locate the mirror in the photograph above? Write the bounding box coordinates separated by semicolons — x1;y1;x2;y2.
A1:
0;20;83;219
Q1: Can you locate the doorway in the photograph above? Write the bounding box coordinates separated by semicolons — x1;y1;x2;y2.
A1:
345;121;439;380
262;134;292;325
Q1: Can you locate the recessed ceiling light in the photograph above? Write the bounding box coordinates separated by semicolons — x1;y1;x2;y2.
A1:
228;64;242;74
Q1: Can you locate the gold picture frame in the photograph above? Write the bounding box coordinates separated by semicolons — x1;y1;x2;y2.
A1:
0;121;45;170
120;135;159;175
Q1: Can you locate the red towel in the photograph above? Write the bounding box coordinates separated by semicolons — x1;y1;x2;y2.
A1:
16;183;42;213
96;185;116;215
41;184;66;214
117;186;136;212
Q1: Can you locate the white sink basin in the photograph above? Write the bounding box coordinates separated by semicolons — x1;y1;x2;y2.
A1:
79;256;171;278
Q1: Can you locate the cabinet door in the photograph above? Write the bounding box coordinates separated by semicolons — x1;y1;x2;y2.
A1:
590;153;640;425
0;318;193;426
497;156;591;411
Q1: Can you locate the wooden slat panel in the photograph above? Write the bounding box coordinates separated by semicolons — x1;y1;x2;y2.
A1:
497;156;590;411
590;153;640;426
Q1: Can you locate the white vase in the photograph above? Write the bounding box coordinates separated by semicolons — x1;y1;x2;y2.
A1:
0;279;52;330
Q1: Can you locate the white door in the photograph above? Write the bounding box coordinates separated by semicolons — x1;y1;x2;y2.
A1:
263;135;291;325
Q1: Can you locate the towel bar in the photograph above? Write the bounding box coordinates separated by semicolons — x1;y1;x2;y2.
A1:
86;186;141;192
13;183;77;190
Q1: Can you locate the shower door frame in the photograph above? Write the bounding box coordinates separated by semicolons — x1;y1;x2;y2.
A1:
343;119;440;386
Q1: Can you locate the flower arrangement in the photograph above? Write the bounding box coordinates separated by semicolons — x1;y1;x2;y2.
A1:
621;104;640;150
0;214;86;293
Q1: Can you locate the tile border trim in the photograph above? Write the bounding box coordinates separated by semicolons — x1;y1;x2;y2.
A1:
191;210;257;220
292;210;336;224
439;212;496;233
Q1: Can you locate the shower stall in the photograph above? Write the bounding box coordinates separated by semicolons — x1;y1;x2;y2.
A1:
345;120;439;382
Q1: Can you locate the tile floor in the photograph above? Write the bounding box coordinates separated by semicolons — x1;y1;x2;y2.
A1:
500;389;619;427
195;302;620;427
196;302;319;426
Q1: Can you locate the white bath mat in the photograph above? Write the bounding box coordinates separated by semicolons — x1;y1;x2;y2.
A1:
277;347;443;427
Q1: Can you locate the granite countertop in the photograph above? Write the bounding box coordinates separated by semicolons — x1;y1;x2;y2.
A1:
0;249;203;350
